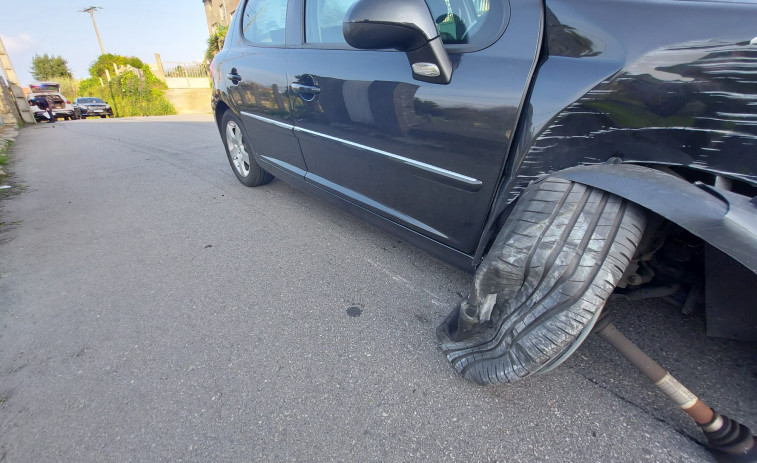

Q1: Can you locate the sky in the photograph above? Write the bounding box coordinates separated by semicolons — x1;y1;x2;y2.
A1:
0;0;210;87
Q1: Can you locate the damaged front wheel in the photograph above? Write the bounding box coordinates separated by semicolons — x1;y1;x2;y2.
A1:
437;176;646;385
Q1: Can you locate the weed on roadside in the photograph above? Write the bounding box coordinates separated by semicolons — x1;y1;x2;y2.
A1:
0;138;22;241
0;139;11;168
0;139;16;196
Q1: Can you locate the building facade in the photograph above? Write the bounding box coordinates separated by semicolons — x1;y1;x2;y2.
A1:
202;0;240;35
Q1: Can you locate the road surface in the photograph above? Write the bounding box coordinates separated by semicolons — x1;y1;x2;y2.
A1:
0;115;754;462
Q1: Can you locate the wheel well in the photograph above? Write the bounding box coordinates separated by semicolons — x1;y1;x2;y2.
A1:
659;165;757;198
478;164;757;340
549;162;757;341
615;213;757;341
214;100;230;129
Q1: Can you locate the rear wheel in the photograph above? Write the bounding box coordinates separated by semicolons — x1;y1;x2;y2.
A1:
438;176;646;385
221;110;273;187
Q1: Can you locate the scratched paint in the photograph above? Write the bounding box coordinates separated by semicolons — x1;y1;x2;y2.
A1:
501;2;757;209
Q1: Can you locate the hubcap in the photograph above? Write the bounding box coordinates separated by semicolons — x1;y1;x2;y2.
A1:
226;120;250;177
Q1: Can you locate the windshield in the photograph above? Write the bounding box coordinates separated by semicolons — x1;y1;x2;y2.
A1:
78;98;105;104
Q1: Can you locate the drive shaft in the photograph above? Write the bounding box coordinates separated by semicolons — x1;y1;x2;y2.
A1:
592;314;756;462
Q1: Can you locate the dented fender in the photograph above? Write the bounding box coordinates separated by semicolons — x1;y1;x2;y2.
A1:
554;164;757;274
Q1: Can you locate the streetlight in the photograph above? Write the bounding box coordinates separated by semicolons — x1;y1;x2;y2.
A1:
81;6;105;55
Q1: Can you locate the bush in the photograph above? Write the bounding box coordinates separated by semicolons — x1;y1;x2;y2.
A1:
78;54;176;117
54;76;78;101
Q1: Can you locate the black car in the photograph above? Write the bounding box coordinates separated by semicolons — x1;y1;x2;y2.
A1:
72;97;113;119
211;0;757;387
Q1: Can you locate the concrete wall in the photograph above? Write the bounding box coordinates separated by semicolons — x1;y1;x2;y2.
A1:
165;77;210;89
164;88;212;115
150;58;212;115
0;79;20;127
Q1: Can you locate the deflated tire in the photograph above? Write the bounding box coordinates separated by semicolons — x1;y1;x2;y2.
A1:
437;176;646;385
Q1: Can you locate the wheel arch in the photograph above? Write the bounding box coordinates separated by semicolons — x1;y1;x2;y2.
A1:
552;163;757;275
473;1;757;268
213;98;231;130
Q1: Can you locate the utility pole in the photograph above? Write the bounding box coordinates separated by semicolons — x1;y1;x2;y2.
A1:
81;6;105;55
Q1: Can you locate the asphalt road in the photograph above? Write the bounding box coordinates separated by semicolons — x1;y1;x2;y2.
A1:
0;115;754;462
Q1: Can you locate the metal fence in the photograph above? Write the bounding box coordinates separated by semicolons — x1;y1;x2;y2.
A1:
163;62;209;79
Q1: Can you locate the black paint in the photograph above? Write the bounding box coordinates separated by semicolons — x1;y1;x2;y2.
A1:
211;0;757;273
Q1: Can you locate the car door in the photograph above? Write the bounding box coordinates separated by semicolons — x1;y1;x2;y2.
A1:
220;0;307;176
287;0;542;253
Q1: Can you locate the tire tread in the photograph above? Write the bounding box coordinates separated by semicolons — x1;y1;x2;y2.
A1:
439;177;646;384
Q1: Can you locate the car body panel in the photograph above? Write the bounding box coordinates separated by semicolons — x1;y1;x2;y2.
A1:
474;0;757;262
214;0;308;176
213;0;757;276
502;0;757;201
215;0;541;255
225;48;308;176
286;36;541;252
27;82;63;95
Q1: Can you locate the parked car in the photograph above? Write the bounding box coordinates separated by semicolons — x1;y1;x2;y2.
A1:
27;82;76;121
72;97;113;119
210;0;757;386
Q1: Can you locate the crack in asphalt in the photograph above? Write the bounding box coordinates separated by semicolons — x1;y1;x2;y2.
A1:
575;369;707;449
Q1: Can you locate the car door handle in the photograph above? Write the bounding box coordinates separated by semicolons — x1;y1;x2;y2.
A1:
227;72;242;84
291;83;321;95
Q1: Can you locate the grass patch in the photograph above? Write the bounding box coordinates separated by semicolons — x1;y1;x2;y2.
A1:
0;139;11;167
0;137;17;242
0;139;17;200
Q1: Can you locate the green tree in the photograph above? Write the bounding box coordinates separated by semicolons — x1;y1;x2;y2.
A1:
55;77;78;101
87;54;146;81
78;54;176;117
204;25;228;64
29;54;72;81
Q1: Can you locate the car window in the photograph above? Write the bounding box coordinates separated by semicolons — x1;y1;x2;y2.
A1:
240;0;287;45
304;0;507;48
305;0;357;44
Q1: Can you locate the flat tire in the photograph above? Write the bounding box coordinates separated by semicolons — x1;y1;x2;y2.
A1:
438;177;646;385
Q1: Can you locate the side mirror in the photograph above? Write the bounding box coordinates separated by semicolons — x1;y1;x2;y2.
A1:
343;0;453;84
